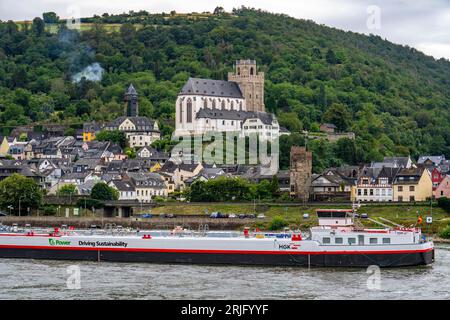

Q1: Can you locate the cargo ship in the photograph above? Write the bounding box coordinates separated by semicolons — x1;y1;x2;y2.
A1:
0;209;434;267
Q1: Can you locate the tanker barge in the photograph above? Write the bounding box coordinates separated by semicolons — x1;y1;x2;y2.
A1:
0;209;434;267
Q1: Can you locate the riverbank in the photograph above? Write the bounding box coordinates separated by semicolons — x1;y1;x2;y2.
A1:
2;202;449;235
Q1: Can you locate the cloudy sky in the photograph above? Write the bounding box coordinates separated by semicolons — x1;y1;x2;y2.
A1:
1;0;449;60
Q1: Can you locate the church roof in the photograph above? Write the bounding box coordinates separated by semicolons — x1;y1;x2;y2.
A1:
180;77;243;99
196;108;275;125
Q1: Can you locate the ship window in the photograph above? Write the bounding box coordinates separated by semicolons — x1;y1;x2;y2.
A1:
335;237;343;244
370;238;378;244
322;237;331;244
348;238;356;245
382;238;391;244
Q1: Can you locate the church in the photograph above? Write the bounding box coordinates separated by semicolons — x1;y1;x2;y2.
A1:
174;59;285;140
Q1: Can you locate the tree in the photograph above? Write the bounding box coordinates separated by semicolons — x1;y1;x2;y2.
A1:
0;174;43;215
32;17;45;36
213;7;225;15
91;182;119;201
57;184;78;196
96;130;126;148
43;12;59;23
323;103;352;132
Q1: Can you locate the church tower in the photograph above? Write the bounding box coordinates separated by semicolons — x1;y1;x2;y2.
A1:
124;84;138;117
228;59;265;112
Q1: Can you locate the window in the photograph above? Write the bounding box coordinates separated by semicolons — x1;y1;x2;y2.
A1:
204;99;208;108
179;101;183;123
212;100;216;108
364;189;368;196
370;238;378;244
382;238;391;244
370;189;374;196
410;196;415;202
348;238;356;245
221;100;225;109
186;99;192;123
357;189;361;196
222;120;225;125
398;196;403;202
409;186;415;192
398;186;403;192
231;101;234;109
335;237;343;244
322;237;331;244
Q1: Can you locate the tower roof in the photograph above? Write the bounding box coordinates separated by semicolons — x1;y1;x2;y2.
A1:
126;84;137;96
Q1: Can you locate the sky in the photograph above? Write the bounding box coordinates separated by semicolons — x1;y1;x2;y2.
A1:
0;0;449;60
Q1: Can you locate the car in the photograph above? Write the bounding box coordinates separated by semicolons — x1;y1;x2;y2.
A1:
0;212;8;217
257;214;266;219
303;213;309;219
162;213;175;218
141;213;153;219
228;214;237;219
247;214;256;219
238;214;246;219
361;213;368;219
353;213;360;218
210;212;228;219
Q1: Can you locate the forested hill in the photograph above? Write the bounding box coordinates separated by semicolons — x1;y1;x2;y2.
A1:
0;7;449;171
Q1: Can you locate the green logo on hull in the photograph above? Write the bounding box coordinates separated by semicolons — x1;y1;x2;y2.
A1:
48;238;71;246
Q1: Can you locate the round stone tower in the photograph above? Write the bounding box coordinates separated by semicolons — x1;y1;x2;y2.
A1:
124;84;138;117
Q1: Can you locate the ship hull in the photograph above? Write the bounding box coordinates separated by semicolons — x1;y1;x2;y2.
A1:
0;246;434;267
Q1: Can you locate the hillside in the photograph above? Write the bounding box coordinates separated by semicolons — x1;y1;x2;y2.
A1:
0;7;449;171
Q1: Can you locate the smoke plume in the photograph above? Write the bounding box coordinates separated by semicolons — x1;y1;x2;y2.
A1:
71;63;105;83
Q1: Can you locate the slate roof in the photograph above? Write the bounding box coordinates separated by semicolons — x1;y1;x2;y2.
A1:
106;116;157;131
126;84;137;96
417;155;445;166
180;77;243;99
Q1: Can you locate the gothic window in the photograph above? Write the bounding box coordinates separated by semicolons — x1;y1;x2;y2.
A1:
204;99;208;108
212;99;216;109
179;101;183;123
231;101;234;109
187;99;192;123
221;100;225;109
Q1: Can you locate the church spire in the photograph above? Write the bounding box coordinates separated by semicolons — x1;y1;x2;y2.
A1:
124;84;138;117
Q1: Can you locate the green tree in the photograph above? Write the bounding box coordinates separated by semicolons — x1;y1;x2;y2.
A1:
32;17;45;36
0;174;43;215
96;130;126;147
43;12;59;23
323;103;352;132
91;182;119;201
57;184;78;196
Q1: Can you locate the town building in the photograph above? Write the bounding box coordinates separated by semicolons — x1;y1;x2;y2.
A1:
392;167;433;202
434;175;450;199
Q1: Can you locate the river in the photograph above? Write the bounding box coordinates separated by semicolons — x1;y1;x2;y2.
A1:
0;245;449;300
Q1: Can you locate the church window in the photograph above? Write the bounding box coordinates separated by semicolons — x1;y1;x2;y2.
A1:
212;100;216;108
204;99;208;108
179;101;183;123
187;99;192;123
221;100;225;109
231;101;234;109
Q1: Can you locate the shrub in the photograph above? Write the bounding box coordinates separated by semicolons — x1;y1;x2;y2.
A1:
40;205;57;216
440;225;450;239
269;216;288;231
437;197;450;212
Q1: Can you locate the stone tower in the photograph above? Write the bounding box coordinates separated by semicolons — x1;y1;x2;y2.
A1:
228;59;265;112
290;146;312;201
124;84;138;117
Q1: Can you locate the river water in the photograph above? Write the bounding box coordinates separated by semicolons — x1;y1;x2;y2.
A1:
0;245;449;300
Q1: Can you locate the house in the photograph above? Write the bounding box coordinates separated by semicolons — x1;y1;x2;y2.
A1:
355;166;400;202
0;137;10;156
310;168;354;201
434;175;450;199
430;167;444;191
160;160;204;191
125;172;167;202
109;180;137;201
83;121;103;142
382;156;413;169
319;123;337;133
417;155;446;167
392;167;432;202
105;86;160;148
